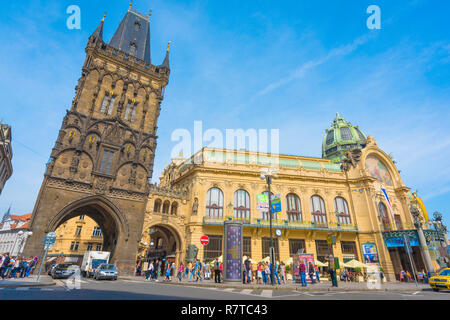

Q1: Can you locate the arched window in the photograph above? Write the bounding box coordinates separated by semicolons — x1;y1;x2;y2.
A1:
334;197;351;225
286;194;302;222
310;195;327;226
378;202;390;230
171;202;178;216
206;188;224;217
153;199;162;213
162;201;170;214
234;190;250;221
261;191;276;221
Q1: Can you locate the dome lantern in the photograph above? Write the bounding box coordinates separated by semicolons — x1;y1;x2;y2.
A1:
322;113;367;162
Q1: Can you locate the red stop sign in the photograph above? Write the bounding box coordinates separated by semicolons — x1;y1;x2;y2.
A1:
200;236;209;246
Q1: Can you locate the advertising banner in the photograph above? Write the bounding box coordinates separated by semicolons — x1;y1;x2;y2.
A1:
362;243;379;263
223;221;243;282
271;194;282;214
257;194;269;212
385;236;420;248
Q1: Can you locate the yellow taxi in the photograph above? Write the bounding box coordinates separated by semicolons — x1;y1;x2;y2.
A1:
429;268;450;291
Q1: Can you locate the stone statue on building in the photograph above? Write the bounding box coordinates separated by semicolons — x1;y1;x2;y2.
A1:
340;149;362;172
185;244;198;262
192;198;198;216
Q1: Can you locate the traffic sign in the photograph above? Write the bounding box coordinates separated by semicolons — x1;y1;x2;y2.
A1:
200;235;209;246
43;232;57;245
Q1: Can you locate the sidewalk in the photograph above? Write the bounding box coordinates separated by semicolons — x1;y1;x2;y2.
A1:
123;276;429;292
0;275;56;288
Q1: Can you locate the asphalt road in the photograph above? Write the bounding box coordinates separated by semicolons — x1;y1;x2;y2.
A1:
0;278;449;300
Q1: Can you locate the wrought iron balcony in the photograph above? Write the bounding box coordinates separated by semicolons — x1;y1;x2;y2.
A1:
203;216;358;232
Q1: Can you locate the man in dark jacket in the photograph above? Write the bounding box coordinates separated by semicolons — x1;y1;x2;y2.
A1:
214;258;221;283
0;253;10;279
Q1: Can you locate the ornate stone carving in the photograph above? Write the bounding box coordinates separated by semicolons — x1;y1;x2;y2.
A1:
341;149;362;172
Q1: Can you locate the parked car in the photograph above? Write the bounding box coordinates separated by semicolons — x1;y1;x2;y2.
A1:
51;264;80;279
47;264;56;276
429;268;450;291
81;251;110;278
93;264;118;281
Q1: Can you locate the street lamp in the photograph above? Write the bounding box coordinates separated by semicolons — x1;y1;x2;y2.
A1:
260;167;278;286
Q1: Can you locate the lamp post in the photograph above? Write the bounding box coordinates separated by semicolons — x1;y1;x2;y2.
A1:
261;168;277;286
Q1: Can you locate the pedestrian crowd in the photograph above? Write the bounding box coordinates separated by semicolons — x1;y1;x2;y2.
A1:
140;258;222;283
399;269;430;283
0;253;39;280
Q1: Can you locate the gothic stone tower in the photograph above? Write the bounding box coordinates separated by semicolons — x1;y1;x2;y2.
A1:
23;6;170;275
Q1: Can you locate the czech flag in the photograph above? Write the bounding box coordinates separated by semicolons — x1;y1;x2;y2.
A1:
381;187;395;221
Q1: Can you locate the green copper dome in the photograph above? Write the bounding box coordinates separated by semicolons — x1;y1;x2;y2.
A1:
322;113;367;162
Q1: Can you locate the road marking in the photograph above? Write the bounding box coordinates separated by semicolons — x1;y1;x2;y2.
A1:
223;288;234;292
41;288;54;291
16;288;29;291
260;290;273;298
240;289;253;295
412;291;421;295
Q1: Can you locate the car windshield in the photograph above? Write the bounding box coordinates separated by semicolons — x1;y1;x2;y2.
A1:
101;264;116;270
57;264;73;270
439;269;450;276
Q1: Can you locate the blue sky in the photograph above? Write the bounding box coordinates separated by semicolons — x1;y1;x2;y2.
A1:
0;0;449;231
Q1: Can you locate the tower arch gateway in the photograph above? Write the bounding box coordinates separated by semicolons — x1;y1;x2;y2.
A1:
22;5;171;275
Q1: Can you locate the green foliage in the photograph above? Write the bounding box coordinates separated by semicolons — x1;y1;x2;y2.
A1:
285;265;291;272
354;267;361;273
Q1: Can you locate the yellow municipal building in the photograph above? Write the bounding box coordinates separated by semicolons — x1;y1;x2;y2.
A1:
51;114;448;281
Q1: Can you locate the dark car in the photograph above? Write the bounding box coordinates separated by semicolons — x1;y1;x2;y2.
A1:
47;264;56;276
93;264;118;280
51;264;80;279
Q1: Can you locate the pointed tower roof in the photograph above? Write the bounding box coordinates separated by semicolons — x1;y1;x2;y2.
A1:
109;4;151;64
161;41;171;69
2;206;11;223
90;13;106;43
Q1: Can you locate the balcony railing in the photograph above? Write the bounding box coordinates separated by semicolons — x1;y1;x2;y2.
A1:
203;216;358;232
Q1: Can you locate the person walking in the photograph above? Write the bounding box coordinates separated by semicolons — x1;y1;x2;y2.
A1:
214;258;221;283
315;265;321;283
264;262;270;285
299;261;307;287
257;263;262;284
273;262;281;285
145;261;155;281
244;257;251;284
308;262;315;284
0;253;10;280
280;262;286;284
177;263;184;282
195;259;202;282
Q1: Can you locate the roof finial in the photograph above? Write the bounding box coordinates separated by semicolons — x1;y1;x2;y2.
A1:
129;0;133;11
102;12;107;22
149;8;153;20
167;41;171;53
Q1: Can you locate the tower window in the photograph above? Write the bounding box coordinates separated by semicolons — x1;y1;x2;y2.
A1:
92;226;102;237
100;93;116;115
326;131;335;145
124;102;138;122
340;127;353;141
99;150;115;174
355;128;366;141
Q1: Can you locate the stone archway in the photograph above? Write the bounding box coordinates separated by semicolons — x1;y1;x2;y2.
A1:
46;195;129;263
145;223;184;266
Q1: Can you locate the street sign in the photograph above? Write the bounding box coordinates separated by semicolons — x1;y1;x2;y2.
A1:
200;235;209;246
43;232;57;245
271;194;282;214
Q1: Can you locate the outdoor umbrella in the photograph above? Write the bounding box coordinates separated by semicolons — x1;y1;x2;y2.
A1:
261;256;271;263
344;259;367;269
284;257;293;265
314;260;327;267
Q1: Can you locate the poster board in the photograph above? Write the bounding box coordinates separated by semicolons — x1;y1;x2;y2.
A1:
292;253;316;283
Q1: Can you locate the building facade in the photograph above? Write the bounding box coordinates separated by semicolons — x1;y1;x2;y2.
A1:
23;4;170;275
138;116;447;282
0;211;32;256
0;122;13;195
